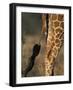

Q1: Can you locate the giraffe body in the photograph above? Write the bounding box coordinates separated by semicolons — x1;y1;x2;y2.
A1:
43;14;64;76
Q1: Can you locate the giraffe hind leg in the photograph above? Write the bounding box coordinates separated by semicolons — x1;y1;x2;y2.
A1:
51;68;54;76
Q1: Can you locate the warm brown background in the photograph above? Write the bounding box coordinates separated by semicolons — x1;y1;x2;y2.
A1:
21;13;64;77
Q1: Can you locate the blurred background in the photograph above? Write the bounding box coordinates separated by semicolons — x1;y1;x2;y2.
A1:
21;13;46;77
21;13;64;77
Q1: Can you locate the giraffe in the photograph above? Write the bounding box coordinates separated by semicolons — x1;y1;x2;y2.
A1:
42;14;64;76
